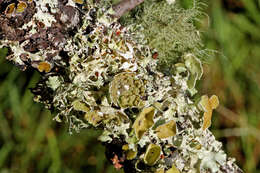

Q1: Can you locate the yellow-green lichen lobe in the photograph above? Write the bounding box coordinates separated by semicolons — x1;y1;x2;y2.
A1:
155;120;176;139
133;107;155;139
109;72;145;108
144;143;161;166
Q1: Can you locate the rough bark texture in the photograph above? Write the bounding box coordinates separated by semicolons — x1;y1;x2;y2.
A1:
0;0;243;173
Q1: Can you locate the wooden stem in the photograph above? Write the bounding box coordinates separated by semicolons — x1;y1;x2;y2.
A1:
112;0;145;18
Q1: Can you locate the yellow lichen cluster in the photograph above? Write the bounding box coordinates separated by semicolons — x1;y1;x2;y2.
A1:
122;144;137;160
166;164;180;173
16;1;28;13
144;144;161;166
133;107;155;139
72;100;90;112
73;0;84;4
5;3;16;17
72;100;127;126
84;111;103;127
5;1;28;17
155;120;176;139
156;165;180;173
37;62;51;73
72;100;102;126
199;95;219;130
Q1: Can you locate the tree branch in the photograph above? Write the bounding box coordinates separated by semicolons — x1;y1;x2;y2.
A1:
0;0;243;172
112;0;145;18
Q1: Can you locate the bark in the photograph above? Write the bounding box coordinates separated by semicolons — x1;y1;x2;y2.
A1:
113;0;145;18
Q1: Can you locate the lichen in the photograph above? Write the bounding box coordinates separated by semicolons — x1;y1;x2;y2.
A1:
16;1;28;13
144;143;161;166
155;120;177;139
199;95;219;130
109;72;145;108
0;0;242;172
184;53;203;89
133;107;155;139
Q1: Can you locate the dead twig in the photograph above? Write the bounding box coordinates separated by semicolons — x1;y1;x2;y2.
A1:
112;0;145;18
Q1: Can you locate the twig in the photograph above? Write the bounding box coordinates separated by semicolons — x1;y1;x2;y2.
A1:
112;0;145;18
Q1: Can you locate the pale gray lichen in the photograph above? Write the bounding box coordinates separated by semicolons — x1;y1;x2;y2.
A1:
0;0;243;173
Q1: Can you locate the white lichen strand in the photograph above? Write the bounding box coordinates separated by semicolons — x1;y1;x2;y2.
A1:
34;0;58;27
47;76;61;91
166;0;176;5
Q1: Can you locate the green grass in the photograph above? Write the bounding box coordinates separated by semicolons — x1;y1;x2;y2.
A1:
0;58;121;172
201;0;260;172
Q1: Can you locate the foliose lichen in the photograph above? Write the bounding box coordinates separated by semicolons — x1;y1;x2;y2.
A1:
0;0;243;172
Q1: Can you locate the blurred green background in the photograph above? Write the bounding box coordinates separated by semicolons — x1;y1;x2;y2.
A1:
0;0;260;172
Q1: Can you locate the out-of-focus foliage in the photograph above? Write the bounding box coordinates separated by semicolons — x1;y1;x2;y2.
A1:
201;0;260;173
0;0;260;172
0;59;121;172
